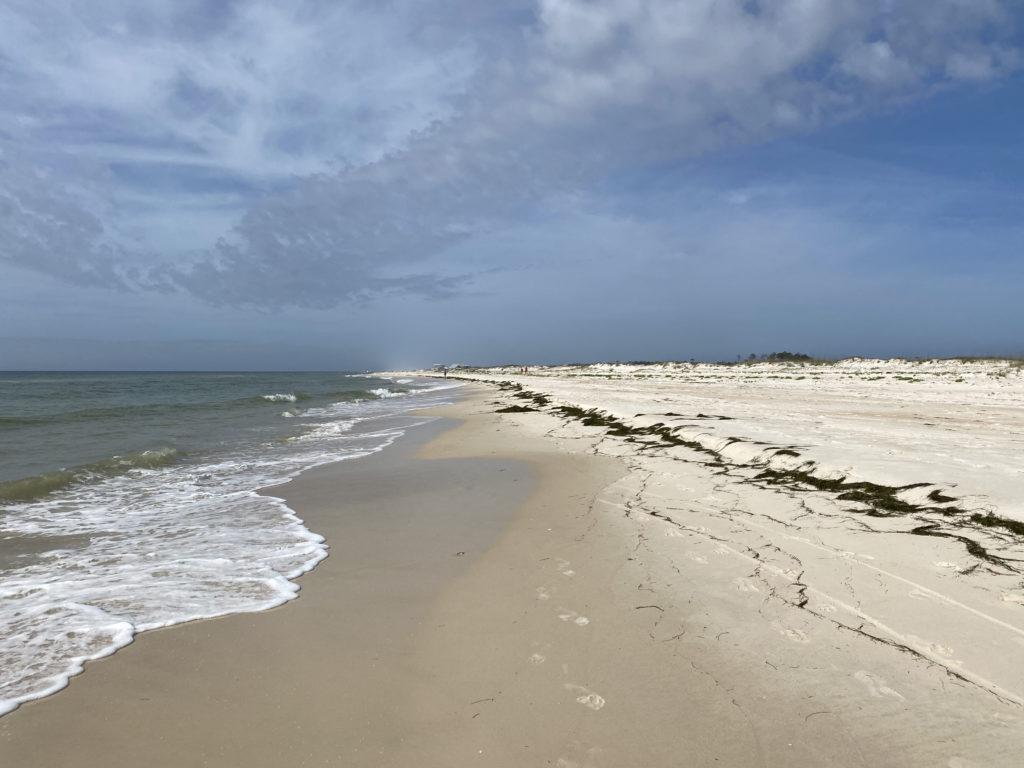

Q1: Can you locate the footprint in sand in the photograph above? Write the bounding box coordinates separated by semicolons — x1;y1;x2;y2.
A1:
530;653;547;664
537;587;551;601
714;545;731;556
1000;593;1024;604
557;608;591;626
564;684;606;711
928;643;956;659
686;552;708;565
773;622;809;643
556;744;603;768
733;578;760;593
576;693;605;710
907;636;957;660
556;558;576;577
854;670;905;700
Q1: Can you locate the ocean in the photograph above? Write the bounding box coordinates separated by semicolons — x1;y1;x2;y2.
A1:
0;371;461;716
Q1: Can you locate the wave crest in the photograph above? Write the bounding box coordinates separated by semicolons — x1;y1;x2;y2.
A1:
0;447;182;504
261;393;297;403
369;388;406;399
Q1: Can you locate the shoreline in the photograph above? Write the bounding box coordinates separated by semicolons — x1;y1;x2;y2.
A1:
0;373;458;719
0;399;540;764
2;384;1023;765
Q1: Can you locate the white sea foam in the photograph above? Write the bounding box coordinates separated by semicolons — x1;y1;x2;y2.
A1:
370;387;404;398
0;378;460;717
293;419;354;440
262;393;297;402
408;381;465;394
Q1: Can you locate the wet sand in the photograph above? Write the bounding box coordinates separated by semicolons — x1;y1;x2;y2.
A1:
0;411;541;766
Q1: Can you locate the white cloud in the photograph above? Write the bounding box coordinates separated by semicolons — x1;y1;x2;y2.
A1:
0;0;1020;307
946;50;998;81
0;0;477;175
840;41;917;85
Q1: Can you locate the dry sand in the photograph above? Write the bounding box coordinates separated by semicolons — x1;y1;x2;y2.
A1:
403;373;1024;767
3;374;1024;766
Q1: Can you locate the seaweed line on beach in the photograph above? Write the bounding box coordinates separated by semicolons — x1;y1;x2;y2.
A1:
483;379;1024;708
491;382;1024;576
622;466;1024;707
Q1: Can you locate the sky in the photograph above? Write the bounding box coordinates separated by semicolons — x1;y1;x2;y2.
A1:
1;0;1022;370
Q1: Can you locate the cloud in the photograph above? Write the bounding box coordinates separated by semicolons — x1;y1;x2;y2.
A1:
0;152;128;288
0;0;1020;307
0;0;477;173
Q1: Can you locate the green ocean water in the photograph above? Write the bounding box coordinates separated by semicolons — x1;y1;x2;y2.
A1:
0;371;390;496
0;370;462;716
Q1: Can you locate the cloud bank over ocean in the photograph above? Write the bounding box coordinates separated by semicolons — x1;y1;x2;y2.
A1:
2;0;1020;311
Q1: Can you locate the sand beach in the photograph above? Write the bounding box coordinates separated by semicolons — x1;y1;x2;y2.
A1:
3;362;1024;766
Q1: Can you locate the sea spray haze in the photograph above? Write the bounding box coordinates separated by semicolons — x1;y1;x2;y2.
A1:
0;372;461;715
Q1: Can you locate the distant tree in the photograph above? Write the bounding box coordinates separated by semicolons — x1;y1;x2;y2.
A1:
764;351;813;362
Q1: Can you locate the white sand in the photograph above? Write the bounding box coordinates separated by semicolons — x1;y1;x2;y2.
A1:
383;359;1024;763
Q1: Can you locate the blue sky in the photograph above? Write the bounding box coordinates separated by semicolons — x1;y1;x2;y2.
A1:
1;0;1022;370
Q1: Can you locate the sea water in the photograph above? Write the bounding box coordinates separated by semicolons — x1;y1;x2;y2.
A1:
0;371;460;716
